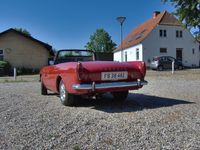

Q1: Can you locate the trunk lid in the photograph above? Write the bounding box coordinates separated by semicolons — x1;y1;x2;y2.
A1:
78;61;145;82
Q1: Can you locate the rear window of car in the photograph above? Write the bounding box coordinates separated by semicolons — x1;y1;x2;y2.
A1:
153;57;159;61
167;57;175;62
56;50;94;63
58;50;93;58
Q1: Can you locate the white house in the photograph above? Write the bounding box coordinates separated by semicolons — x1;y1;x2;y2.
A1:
114;11;200;67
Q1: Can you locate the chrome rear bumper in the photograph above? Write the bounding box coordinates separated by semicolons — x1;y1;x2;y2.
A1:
72;80;148;91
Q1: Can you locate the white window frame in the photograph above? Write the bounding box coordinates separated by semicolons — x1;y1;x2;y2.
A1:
0;49;4;61
124;51;127;62
159;30;163;37
136;49;139;60
192;48;195;55
176;30;183;38
159;29;167;37
180;31;183;37
160;48;167;53
163;30;167;37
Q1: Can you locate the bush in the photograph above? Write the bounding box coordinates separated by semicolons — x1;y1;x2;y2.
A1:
0;61;11;75
0;60;10;68
16;67;39;75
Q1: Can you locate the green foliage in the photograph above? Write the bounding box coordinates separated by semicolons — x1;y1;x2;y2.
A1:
0;61;11;70
162;0;200;36
195;33;200;40
16;68;39;75
0;61;9;67
85;28;116;52
0;61;11;75
14;28;31;37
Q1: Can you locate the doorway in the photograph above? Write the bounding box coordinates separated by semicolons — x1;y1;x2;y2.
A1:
176;48;183;61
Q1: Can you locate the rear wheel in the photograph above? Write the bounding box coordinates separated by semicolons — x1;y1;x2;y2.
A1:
112;91;128;102
59;80;75;106
158;65;163;71
41;81;48;95
178;65;183;70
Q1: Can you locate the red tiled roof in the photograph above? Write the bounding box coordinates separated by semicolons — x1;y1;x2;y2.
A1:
114;11;182;51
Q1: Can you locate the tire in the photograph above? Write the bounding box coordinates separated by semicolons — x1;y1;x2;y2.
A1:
59;80;75;106
41;81;48;95
158;65;163;71
112;91;128;102
178;65;183;70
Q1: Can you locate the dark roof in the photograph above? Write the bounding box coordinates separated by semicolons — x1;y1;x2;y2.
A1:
0;28;54;56
114;11;182;51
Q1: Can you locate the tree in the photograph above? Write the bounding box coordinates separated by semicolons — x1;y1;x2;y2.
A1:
162;0;200;36
85;28;116;52
14;28;31;37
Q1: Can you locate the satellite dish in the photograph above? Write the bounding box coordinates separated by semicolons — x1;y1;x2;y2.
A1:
5;48;12;53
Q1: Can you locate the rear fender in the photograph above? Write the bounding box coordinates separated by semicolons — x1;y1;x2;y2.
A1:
56;73;80;94
56;76;62;93
128;61;146;79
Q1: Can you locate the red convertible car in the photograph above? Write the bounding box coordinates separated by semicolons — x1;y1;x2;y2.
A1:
40;49;148;106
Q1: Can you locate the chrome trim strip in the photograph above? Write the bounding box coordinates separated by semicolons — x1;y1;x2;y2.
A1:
72;80;148;90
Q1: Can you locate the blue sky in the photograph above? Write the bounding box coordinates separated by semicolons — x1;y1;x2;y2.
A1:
0;0;174;50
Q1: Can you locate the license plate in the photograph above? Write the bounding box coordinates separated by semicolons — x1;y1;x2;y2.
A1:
101;71;128;81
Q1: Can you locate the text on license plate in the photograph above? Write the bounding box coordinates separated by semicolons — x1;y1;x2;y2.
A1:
101;71;128;81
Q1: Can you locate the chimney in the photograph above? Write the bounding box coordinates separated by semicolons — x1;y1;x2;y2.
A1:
153;11;160;19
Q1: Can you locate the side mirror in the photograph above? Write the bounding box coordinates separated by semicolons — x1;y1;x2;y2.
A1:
48;58;54;65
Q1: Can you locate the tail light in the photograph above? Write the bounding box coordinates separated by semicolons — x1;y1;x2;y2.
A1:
138;61;146;77
133;61;146;78
77;62;89;81
142;61;146;76
128;61;147;79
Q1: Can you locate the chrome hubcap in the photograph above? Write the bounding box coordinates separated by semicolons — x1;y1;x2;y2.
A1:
60;83;66;102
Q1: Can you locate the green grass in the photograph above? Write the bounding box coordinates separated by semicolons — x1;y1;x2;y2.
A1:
0;74;40;83
0;79;28;83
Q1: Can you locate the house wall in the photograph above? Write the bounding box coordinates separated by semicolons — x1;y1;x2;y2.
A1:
0;31;51;69
114;44;143;62
113;51;121;61
143;25;200;67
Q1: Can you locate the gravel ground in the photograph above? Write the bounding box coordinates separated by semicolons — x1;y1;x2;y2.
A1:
0;70;200;149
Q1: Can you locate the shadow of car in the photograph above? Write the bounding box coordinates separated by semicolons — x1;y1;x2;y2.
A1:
64;93;194;113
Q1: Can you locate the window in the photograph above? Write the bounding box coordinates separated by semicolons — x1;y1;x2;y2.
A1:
176;48;183;61
125;51;127;62
160;30;162;37
159;29;167;37
0;50;3;61
176;30;179;37
176;30;183;38
160;48;167;53
56;50;94;63
180;31;182;37
164;30;167;37
192;48;195;54
136;49;139;60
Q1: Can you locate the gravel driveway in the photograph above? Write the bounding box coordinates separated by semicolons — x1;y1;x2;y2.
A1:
0;70;200;149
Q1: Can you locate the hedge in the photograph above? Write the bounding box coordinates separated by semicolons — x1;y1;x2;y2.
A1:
0;61;11;75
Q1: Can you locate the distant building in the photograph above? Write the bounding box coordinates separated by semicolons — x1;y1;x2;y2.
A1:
114;11;200;67
0;28;54;69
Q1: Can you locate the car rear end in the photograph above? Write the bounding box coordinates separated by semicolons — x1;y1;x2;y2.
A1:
71;61;148;94
150;56;160;70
